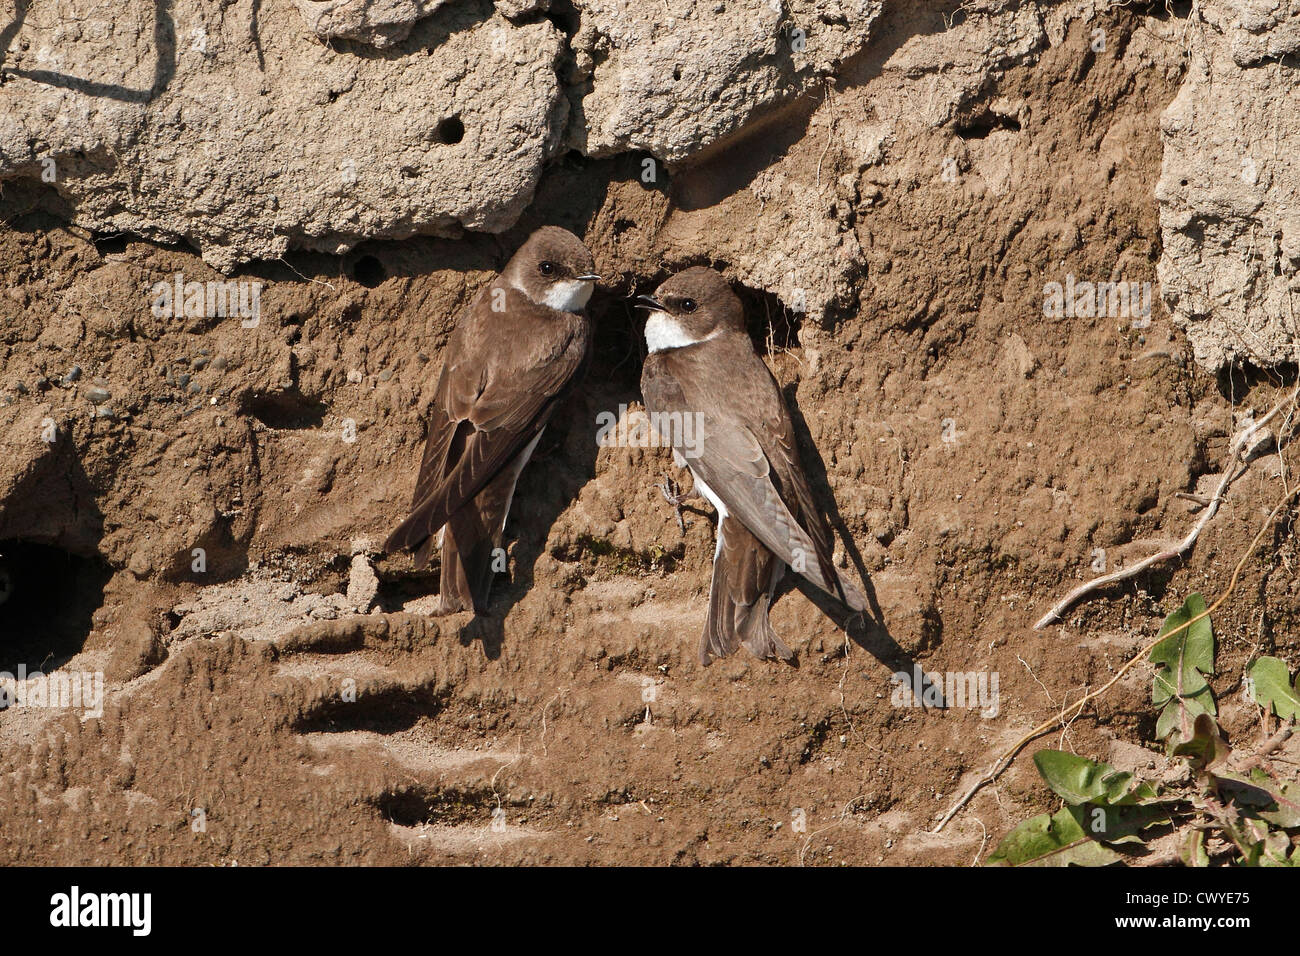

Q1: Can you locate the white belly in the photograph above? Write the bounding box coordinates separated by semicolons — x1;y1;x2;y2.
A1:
644;311;719;353
501;429;544;531
688;467;728;558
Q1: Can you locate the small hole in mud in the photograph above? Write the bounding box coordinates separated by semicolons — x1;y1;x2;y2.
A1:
435;116;464;145
91;232;129;256
374;571;439;614
295;686;446;735
373;785;499;827
238;391;328;430
353;255;386;288
736;284;802;355
0;542;111;674
954;110;1022;140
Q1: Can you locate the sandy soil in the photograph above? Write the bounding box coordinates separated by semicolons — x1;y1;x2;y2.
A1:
1;10;1298;865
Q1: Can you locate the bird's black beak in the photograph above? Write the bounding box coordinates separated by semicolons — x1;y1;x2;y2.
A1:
575;273;601;282
635;295;665;311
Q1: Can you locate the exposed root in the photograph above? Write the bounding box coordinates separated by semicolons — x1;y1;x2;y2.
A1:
933;485;1300;834
1034;386;1299;630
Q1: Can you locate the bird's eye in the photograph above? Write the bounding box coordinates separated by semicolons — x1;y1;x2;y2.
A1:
538;261;556;276
681;298;698;313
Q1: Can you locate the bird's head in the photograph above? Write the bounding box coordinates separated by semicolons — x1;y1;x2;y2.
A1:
505;226;599;313
636;267;744;353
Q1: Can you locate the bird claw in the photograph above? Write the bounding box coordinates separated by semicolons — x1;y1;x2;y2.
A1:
655;475;696;534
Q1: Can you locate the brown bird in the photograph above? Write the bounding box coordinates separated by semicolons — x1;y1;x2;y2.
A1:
386;226;599;613
639;267;865;666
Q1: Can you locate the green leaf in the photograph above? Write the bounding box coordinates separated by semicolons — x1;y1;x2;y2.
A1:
1150;594;1216;749
1258;830;1296;867
1171;713;1231;770
986;807;1122;866
1222;770;1300;832
1066;801;1175;845
1180;829;1209;867
1246;656;1300;721
1129;781;1162;802
1033;751;1119;804
1032;750;1162;806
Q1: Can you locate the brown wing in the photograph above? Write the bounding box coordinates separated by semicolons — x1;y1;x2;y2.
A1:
386;287;591;556
751;370;846;606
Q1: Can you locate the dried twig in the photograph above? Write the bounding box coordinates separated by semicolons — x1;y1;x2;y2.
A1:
1235;721;1295;775
932;487;1299;833
1034;387;1299;630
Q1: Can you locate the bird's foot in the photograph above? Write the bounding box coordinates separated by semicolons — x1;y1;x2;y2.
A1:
654;475;699;534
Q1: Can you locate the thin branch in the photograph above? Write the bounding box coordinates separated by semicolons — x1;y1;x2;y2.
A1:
932;487;1299;834
1235;720;1295;775
1034;387;1299;630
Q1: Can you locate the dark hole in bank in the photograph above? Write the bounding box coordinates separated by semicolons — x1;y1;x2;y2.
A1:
91;231;130;256
353;255;387;288
954;109;1022;140
0;541;112;675
435;116;465;145
293;683;447;735
238;390;329;429
372;785;496;828
736;283;802;356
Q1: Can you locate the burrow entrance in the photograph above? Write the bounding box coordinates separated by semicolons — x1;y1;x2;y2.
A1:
0;541;112;674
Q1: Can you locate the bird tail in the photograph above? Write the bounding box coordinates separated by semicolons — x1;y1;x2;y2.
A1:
700;520;794;666
438;507;496;614
436;459;522;613
737;590;794;664
788;526;866;613
830;569;866;613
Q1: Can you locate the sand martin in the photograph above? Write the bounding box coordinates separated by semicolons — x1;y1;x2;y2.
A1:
639;267;865;665
386;226;599;613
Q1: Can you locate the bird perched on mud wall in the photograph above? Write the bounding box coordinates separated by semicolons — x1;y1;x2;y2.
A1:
386;226;600;614
639;267;865;666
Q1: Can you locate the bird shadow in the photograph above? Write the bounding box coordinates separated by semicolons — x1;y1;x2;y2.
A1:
455;389;604;659
779;384;947;706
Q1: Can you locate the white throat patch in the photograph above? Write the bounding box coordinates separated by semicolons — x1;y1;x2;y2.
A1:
644;310;716;353
508;276;594;313
541;279;594;313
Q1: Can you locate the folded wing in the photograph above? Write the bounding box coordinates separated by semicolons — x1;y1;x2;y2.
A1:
642;352;864;611
386;298;589;559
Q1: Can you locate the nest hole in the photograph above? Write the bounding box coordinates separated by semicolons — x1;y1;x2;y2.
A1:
0;541;111;673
